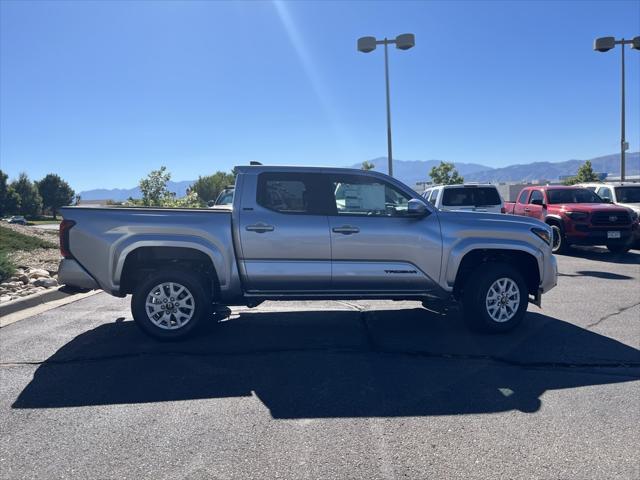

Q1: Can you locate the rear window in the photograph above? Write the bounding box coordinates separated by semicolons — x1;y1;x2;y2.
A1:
256;173;325;214
442;187;501;207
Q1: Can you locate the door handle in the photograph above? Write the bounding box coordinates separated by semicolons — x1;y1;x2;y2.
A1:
246;223;274;233
332;226;360;235
524;208;531;213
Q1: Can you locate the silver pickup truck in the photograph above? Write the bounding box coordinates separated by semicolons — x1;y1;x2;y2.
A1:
59;166;557;339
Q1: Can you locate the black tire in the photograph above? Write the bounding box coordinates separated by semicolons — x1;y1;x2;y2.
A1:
550;224;569;254
462;263;528;333
131;269;212;340
607;242;631;254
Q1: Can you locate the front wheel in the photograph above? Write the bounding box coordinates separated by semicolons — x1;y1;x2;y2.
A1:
462;263;529;333
131;269;212;340
550;224;569;254
607;242;631;254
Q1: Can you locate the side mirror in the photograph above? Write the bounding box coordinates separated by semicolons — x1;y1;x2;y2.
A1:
531;199;545;207
407;198;429;217
602;198;612;203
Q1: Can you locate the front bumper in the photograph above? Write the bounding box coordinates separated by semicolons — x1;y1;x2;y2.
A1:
566;228;633;246
540;253;558;294
58;259;99;290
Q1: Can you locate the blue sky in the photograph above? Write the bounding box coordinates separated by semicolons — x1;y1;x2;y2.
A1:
1;0;639;192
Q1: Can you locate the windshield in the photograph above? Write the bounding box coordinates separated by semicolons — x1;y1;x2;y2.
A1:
615;186;640;203
547;188;602;204
215;190;234;205
442;187;501;207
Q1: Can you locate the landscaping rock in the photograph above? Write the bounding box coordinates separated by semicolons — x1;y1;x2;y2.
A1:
34;278;58;288
27;269;50;279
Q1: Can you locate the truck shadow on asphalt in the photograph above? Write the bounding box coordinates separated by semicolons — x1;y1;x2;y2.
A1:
565;246;640;264
12;309;640;418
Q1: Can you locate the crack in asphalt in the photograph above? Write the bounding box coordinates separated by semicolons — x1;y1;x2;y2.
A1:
2;303;639;376
1;347;639;376
585;301;640;329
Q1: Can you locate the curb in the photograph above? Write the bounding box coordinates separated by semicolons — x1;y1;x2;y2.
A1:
0;288;102;327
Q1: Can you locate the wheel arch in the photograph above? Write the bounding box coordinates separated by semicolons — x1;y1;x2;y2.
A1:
453;248;541;299
119;245;220;298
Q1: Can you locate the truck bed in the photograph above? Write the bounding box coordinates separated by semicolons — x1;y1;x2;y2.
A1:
60;206;238;297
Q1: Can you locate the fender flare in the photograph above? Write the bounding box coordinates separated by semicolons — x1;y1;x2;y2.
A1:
544;214;564;230
111;234;229;291
444;238;544;289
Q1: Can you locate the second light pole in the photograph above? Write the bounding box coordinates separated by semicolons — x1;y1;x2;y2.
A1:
358;33;415;177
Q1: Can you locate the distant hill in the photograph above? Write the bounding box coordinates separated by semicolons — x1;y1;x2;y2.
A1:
79;152;639;200
79;180;194;201
465;152;640;183
351;152;639;185
350;158;492;187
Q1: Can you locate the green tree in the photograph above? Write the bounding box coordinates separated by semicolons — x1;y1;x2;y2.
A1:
190;171;235;205
361;161;375;171
429;161;464;185
36;173;75;219
10;173;42;217
139;166;174;206
563;160;600;186
0;170;21;216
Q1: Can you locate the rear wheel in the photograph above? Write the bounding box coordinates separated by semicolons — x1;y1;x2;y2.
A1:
131;269;212;340
462;263;528;333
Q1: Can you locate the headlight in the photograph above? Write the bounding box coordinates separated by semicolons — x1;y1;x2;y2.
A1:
565;211;589;221
531;227;551;245
631;210;639;222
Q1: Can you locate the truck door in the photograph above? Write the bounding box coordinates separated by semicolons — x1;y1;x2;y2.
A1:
513;189;530;215
327;173;441;292
238;172;332;291
526;189;546;220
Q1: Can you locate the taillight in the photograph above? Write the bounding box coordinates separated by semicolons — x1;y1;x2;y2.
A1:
59;219;75;258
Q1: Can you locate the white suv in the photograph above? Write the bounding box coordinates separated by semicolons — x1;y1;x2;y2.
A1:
579;183;640;216
422;184;504;214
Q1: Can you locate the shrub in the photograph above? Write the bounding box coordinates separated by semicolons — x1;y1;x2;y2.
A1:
0;251;15;282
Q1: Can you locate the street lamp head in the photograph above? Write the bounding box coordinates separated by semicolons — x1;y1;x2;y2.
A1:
594;36;616;52
632;36;640;51
357;36;377;53
395;33;415;50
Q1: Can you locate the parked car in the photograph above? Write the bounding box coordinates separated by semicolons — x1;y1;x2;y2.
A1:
58;165;557;340
7;215;27;225
578;183;640;214
422;184;504;214
504;186;637;254
214;186;235;206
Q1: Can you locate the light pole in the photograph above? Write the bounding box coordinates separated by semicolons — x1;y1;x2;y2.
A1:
594;36;640;182
358;33;415;177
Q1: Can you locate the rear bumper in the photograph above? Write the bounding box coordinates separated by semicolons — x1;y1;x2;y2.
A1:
58;259;100;290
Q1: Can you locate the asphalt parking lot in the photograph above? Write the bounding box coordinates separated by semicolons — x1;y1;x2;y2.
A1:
1;247;639;480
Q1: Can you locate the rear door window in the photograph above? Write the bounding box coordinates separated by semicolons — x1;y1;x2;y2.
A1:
256;173;328;214
442;187;501;207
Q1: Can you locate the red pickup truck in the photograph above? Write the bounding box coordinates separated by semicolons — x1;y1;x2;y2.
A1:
504;186;637;254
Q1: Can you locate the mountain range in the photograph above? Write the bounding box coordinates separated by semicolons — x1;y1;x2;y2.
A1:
79;151;640;201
